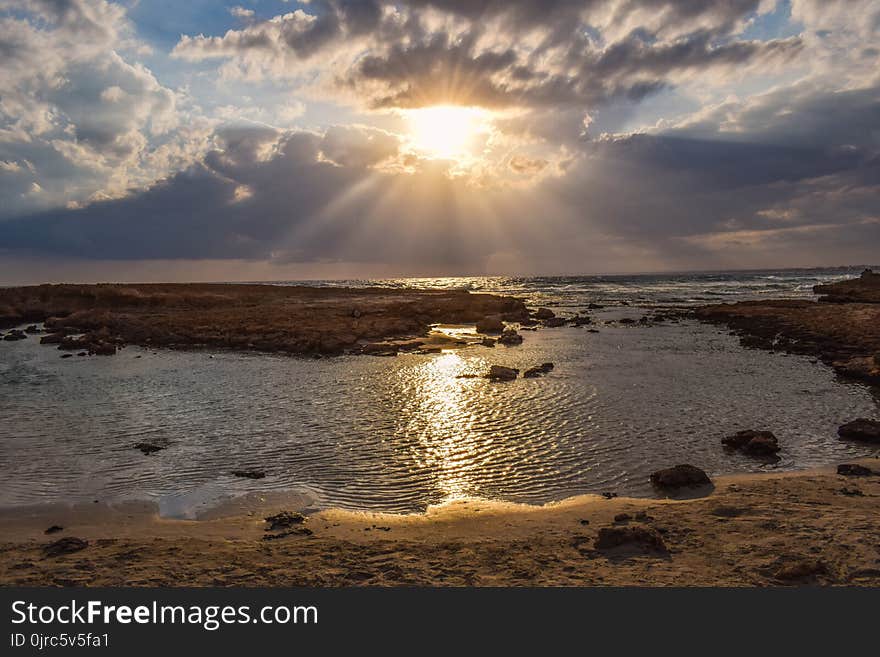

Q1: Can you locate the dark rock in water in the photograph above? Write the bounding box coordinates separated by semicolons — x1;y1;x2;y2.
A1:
650;464;711;490
89;341;117;356
475;316;505;334
60;354;73;359
3;329;26;341
571;315;592;326
265;511;306;531
588;303;605;310
534;308;555;320
481;337;496;347
77;352;87;357
838;418;880;443
25;325;40;334
601;492;618;500
43;537;88;557
587;328;600;333
542;316;567;328
486;365;519;381
523;362;554;378
497;328;523;346
40;332;66;344
232;470;266;479
44;525;64;535
594;526;667;553
722;430;781;456
775;559;827;581
134;442;166;455
619;318;636;325
837;464;874;476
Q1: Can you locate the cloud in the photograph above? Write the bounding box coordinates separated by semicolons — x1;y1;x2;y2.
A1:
0;0;208;218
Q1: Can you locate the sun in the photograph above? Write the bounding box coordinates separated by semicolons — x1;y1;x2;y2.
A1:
404;105;490;160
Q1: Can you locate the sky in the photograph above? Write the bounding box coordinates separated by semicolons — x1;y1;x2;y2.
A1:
0;0;878;283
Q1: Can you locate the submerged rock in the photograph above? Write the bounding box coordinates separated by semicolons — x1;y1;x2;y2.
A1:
542;317;567;328
534;308;555;320
523;362;554;378
650;464;711;490
231;470;266;479
722;430;781;456
486;365;519;381
838;419;880;443
134;442;166;455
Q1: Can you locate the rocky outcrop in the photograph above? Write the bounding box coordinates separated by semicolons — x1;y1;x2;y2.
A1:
722;430;781;456
594;526;667;553
533;308;555;320
523;363;554;378
475;316;505;334
838;418;880;443
0;284;528;357
497;328;523;345
43;537;88;557
486;365;519;381
542;317;567;327
837;464;874;476
814;269;880;303
2;329;26;341
650;464;711;490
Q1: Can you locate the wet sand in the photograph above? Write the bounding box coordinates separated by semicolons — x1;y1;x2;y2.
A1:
2;463;878;586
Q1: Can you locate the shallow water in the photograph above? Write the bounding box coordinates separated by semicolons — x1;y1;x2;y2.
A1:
1;300;877;517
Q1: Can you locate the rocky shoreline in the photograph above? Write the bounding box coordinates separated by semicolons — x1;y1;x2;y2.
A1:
694;269;880;386
0;283;535;356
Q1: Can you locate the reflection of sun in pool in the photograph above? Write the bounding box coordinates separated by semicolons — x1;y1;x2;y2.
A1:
405;105;490;160
404;351;486;502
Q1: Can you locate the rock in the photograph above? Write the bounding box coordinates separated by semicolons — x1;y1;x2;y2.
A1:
265;511;306;531
587;328;600;333
534;308;555;320
711;506;745;518
40;332;66;344
231;470;266;479
614;513;632;522
775;559;827;581
475;316;505;334
650;464;711;490
486;365;519;381
89;341;117;356
60;354;73;359
3;329;26;341
571;315;592;326
25;324;40;334
601;492;618;500
43;537;88;557
263;527;313;540
497;328;523;346
587;303;605;310
594;526;667;553
542;317;567;327
839;487;864;496
134;442;165;455
722;430;781;456
837;463;874;476
523;362;554;378
44;525;64;535
619;318;636;325
481;337;496;347
838;418;880;443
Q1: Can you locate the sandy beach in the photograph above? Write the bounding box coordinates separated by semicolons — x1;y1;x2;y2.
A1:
2;462;878;587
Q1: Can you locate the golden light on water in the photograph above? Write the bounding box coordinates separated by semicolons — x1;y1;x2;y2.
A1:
404;105;491;160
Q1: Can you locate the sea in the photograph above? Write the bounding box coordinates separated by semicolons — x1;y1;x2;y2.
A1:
1;266;878;517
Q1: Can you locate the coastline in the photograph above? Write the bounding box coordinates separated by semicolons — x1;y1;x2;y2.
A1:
2;462;879;586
